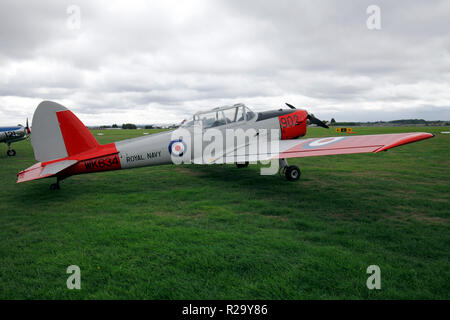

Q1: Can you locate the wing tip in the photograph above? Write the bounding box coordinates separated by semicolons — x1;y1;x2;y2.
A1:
374;132;434;153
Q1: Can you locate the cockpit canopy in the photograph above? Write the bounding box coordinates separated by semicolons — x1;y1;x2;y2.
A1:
182;103;256;128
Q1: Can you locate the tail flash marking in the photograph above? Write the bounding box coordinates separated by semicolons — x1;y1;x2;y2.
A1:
56;110;99;156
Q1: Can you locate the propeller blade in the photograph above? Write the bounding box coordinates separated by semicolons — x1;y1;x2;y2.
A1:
286;103;329;129
285;103;296;109
25;118;31;134
307;114;329;129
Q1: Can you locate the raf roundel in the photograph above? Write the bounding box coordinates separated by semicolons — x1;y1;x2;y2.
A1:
169;139;186;157
302;137;347;149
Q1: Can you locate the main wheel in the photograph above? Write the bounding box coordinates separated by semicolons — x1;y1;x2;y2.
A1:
236;161;249;168
285;165;301;181
7;149;16;157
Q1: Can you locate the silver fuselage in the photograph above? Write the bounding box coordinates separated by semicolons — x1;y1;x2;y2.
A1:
115;116;280;169
0;126;27;145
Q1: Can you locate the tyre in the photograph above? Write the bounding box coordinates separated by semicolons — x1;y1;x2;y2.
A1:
236;162;249;168
7;149;16;157
50;183;60;190
285;165;301;181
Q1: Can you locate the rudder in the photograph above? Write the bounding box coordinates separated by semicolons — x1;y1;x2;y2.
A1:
31;101;99;162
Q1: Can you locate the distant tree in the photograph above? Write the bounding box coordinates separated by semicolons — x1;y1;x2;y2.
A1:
389;119;426;125
145;125;154;129
335;122;359;126
112;124;119;128
122;123;137;129
330;118;336;125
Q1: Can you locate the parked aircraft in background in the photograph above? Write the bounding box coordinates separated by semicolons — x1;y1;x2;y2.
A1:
0;120;30;156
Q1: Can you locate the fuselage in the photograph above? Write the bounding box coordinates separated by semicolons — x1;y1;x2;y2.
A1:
0;126;27;144
61;107;307;178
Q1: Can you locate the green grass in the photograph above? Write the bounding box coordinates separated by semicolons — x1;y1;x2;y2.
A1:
0;126;449;299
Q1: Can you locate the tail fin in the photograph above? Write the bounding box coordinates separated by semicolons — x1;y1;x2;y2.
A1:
31;101;99;162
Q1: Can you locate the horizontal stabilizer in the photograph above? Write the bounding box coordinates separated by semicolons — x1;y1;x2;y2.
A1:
17;160;78;183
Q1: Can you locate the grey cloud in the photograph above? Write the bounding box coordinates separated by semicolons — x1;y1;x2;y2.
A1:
0;0;449;126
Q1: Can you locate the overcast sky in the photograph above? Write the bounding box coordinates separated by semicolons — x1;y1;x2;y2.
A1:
0;0;449;126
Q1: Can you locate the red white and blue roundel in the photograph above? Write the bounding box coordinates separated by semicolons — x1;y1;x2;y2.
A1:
169;139;186;157
302;137;347;149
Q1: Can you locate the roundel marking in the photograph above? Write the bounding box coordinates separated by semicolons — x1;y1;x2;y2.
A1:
302;137;347;149
169;139;186;157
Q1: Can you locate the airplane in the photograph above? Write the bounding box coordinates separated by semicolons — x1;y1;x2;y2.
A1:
0;120;31;156
17;101;434;190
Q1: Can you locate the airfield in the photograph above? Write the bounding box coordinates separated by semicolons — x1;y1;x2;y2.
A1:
0;126;448;299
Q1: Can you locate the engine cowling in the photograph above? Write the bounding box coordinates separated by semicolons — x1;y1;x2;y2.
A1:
278;110;308;140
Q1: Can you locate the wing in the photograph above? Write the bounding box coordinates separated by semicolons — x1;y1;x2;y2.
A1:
212;132;434;163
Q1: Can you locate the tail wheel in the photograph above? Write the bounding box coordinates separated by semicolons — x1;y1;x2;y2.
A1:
236;162;249;168
50;183;60;191
50;177;62;190
7;149;16;157
285;165;301;181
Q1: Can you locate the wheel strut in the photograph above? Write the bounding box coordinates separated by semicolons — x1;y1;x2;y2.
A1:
279;158;288;176
50;177;62;190
6;143;16;157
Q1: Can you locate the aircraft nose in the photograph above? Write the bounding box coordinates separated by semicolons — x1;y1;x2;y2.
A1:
279;110;308;139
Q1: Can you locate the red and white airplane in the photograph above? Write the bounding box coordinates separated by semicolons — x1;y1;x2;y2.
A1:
18;101;434;189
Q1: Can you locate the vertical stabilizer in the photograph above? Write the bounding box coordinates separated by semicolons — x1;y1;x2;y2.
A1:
31;101;99;162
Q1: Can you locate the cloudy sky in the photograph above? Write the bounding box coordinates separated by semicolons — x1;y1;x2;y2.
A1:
0;0;449;126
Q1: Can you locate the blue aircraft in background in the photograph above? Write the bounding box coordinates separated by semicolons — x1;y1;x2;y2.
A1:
0;120;30;156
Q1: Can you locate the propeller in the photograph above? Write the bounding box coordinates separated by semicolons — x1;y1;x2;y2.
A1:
25;118;31;135
308;113;329;129
285;103;329;129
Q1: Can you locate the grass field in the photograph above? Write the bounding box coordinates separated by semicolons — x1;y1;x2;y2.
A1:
0;126;449;299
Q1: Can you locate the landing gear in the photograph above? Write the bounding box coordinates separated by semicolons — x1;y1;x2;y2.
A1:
279;158;301;181
6;143;16;157
236;161;249;168
50;183;60;191
50;177;62;190
285;165;301;181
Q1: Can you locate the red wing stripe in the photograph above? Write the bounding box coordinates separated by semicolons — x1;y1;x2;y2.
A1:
374;133;434;152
